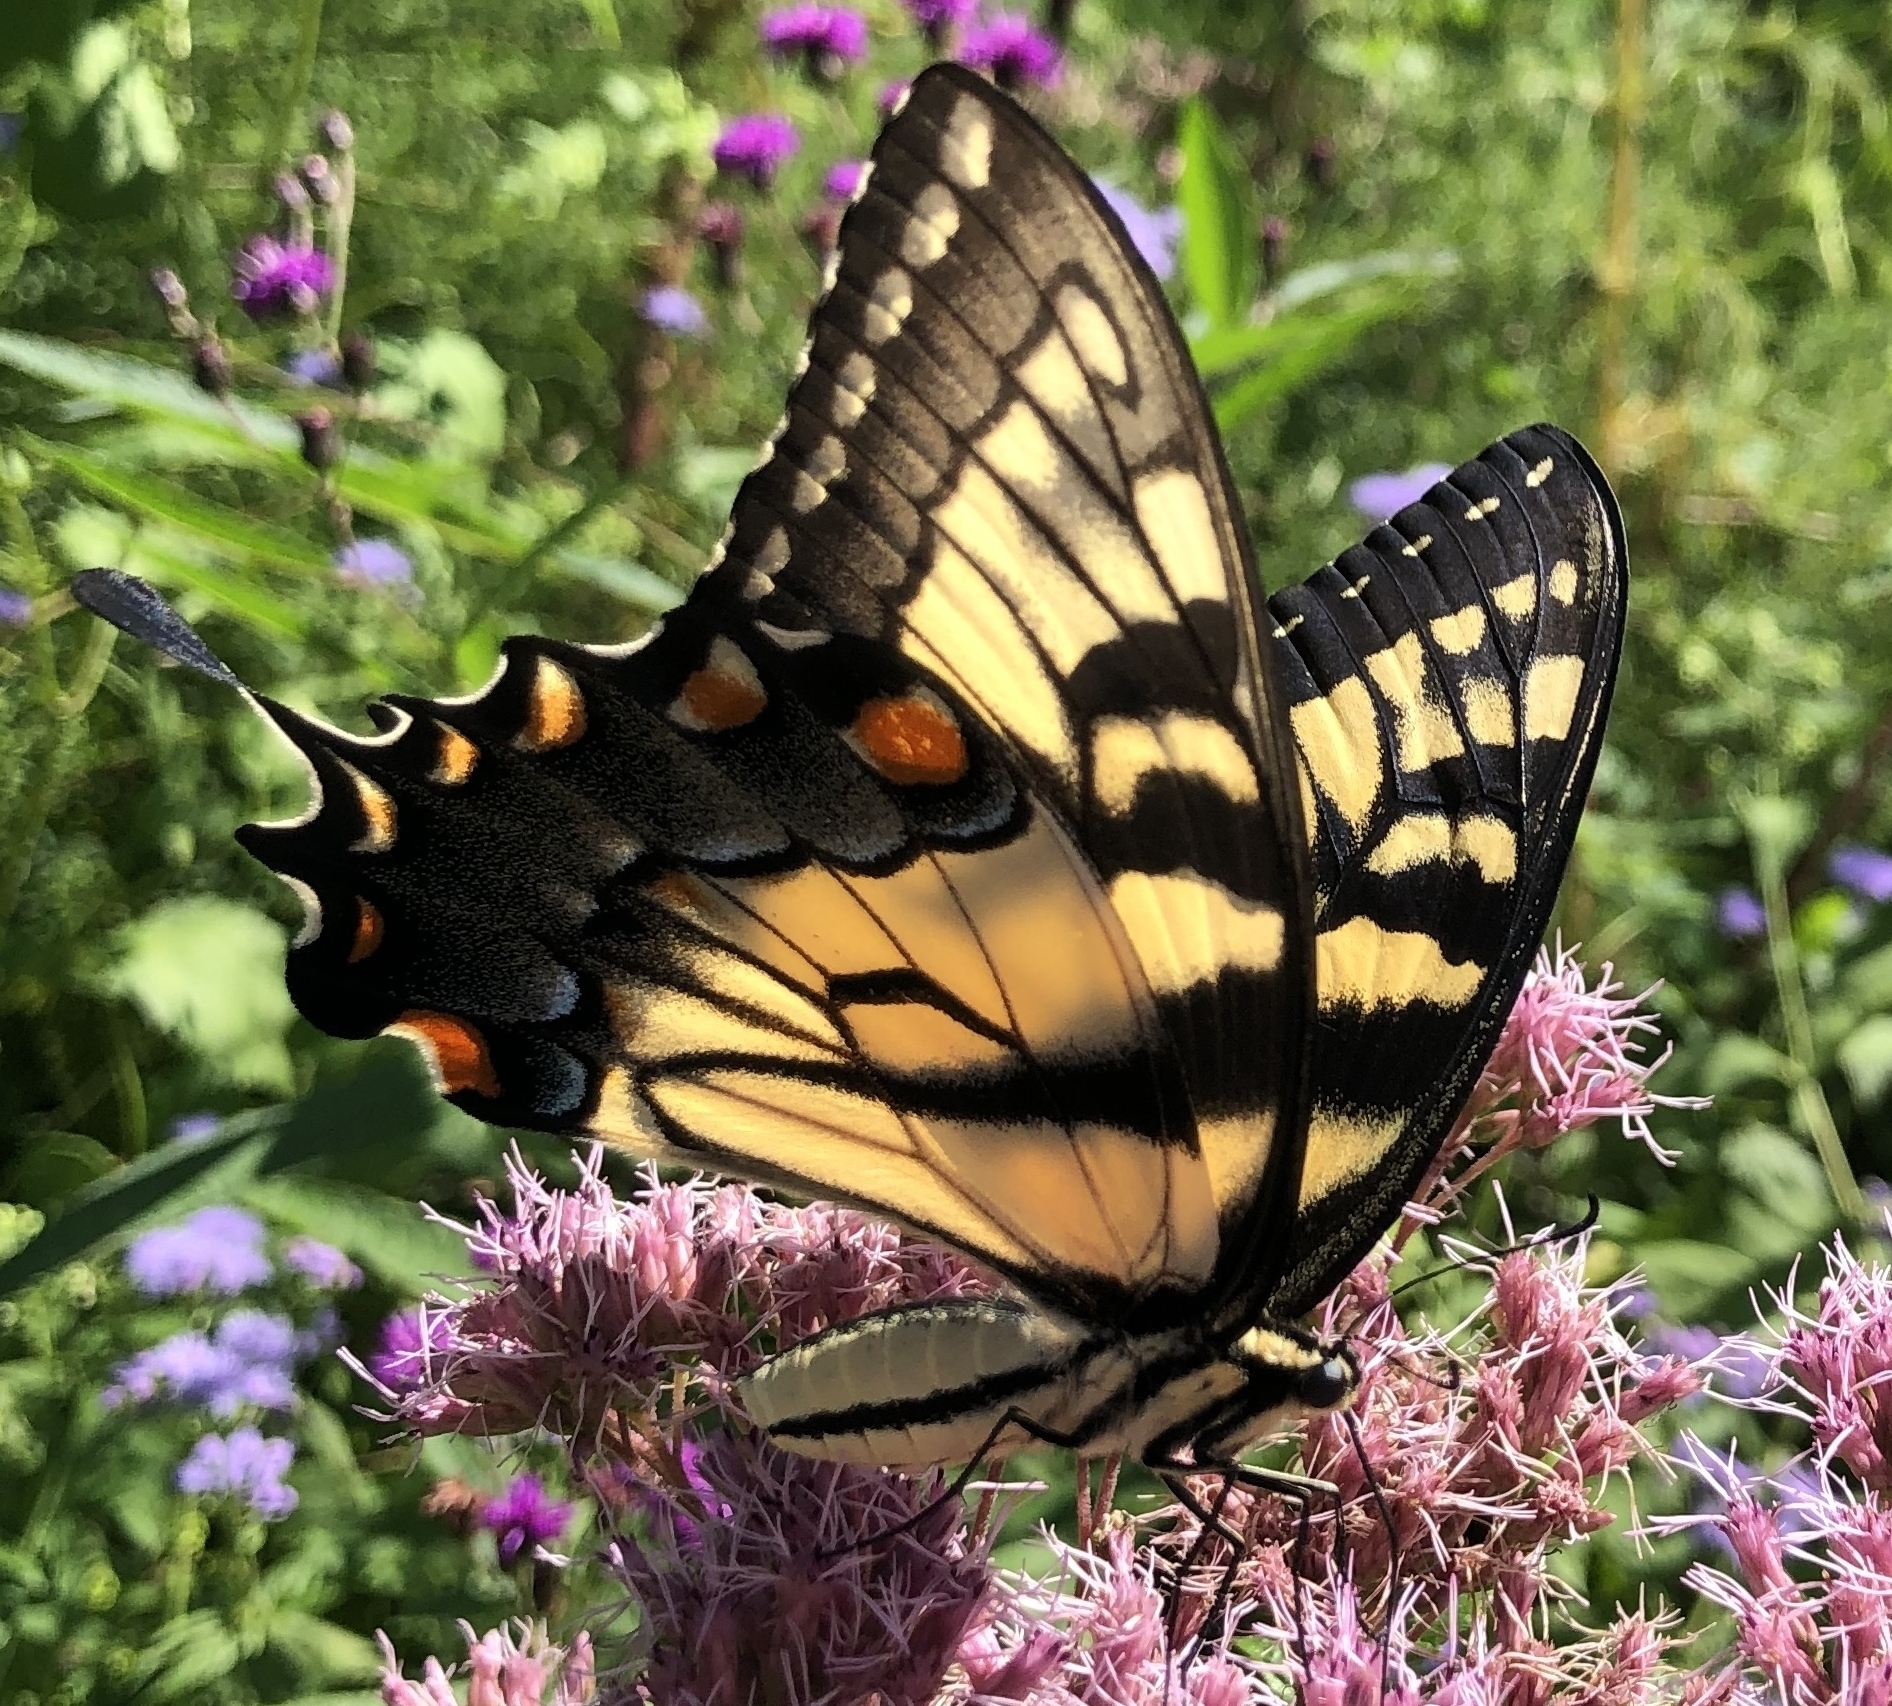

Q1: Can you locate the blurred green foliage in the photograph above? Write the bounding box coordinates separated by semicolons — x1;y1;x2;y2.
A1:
6;0;1892;1695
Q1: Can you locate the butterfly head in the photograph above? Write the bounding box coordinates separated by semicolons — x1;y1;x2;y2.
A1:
1228;1324;1360;1417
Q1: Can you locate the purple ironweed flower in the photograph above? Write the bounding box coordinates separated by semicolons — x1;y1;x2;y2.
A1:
333;538;412;588
168;1111;220;1144
283;346;343;387
124;1204;271;1297
1093;179;1183;282
282;1235;362;1289
609;1431;988;1706
1830;843;1892;904
958;14;1062;91
1348;462;1454;520
230;235;335;320
0;589;31;627
760;5;868;77
364;1305;455;1395
482;1473;574;1564
824;158;868;201
712;114;800;191
638;285;709;339
377;1624;595;1706
900;0;976;47
176;1426;298;1519
1716;884;1767;939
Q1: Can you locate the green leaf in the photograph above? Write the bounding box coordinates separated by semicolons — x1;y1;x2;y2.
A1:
1633;1238;1761;1316
374;329;510;464
1696;1031;1793;1094
28;435;331;569
103;896;296;1092
239;1175;469;1290
1839;1014;1892;1106
0;1048;443;1298
1208;300;1416;434
128;1610;242;1700
1175;98;1253;332
261;1609;381;1686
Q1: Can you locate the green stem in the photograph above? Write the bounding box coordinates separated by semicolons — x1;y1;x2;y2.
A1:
1755;819;1868;1224
323;148;356;344
262;0;326;183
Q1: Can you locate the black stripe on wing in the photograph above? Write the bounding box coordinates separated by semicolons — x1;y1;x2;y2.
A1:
1263;423;1626;1317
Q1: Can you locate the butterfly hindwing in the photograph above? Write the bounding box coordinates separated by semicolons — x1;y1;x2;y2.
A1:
1264;424;1627;1316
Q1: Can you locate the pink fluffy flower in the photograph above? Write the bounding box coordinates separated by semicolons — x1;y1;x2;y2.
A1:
376;1622;593;1706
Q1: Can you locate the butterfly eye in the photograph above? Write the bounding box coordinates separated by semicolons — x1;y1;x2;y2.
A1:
1299;1354;1356;1412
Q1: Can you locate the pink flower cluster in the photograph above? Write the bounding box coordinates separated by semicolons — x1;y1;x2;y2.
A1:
1674;1229;1892;1701
379;1621;593;1706
366;951;1739;1702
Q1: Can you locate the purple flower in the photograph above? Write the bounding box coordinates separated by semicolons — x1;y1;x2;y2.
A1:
1830;843;1892;904
1347;462;1454;520
104;1310;304;1418
124;1205;271;1297
713;114;800;191
230;236;335;320
0;589;32;627
878;79;912;116
168;1112;220;1144
900;0;976;43
760;5;868;75
482;1473;574;1564
333;538;412;588
958;15;1061;91
177;1426;298;1519
1092;180;1183;282
283;346;343;387
367;1306;454;1394
283;1236;362;1289
824;158;868;201
638;286;709;339
1716;885;1767;939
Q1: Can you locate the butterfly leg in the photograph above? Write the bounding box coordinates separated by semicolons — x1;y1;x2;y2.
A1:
811;1404;1088;1561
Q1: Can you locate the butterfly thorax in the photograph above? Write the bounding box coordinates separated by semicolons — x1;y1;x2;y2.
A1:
736;1297;1358;1473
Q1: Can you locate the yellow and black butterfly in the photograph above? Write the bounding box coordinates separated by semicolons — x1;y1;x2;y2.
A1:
75;65;1624;1504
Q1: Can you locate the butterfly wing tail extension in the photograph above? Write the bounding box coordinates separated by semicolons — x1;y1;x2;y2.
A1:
70;570;243;688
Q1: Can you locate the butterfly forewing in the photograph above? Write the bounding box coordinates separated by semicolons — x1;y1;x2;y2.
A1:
1263;424;1626;1316
707;66;1316;1326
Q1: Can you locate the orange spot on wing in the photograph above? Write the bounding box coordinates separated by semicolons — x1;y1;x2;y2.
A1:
649;870;712;914
344;762;397;853
853;692;968;785
433;724;479;785
389;1010;501;1099
677;665;767;731
519;657;587;752
347;896;384;962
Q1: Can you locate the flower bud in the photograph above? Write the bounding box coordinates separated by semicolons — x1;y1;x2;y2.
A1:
274;171;310;211
319;109;354;153
300;153;336;203
149;268;188;311
696;203;744;289
1261;215;1288;282
297;406;339;471
339;329;375;390
1306;136;1337;191
190;338;231;397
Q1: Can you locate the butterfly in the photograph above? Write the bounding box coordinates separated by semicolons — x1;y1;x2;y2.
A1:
75;63;1624;1512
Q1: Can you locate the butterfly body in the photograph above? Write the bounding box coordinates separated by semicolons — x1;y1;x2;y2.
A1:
74;64;1626;1490
738;1298;1353;1471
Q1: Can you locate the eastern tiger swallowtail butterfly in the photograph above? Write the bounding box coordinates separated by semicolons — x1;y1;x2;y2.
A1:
73;63;1624;1503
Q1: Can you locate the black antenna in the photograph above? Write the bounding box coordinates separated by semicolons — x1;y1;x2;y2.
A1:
69;570;241;688
1384;1194;1601;1305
